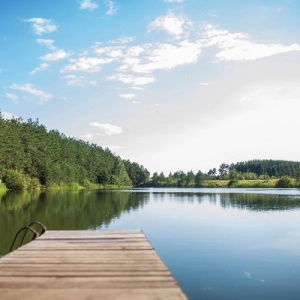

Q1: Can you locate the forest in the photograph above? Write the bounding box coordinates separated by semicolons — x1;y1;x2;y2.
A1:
0;113;299;190
0;114;149;190
149;160;300;188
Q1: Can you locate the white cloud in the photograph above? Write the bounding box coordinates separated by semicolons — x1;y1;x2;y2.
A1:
58;19;300;92
5;93;18;102
24;18;57;35
93;44;124;59
57;14;201;87
9;83;52;103
238;84;300;104
79;0;98;10
131;86;144;91
164;0;184;2
106;0;118;15
126;45;145;57
217;42;300;62
30;63;49;75
61;56;112;73
119;93;136;99
108;73;156;85
41;49;69;61
200;82;209;86
109;36;134;45
149;12;186;37
203;24;300;61
37;38;56;50
121;41;202;74
83;133;93;139
63;75;97;86
89;122;123;135
239;90;262;102
1;111;18;120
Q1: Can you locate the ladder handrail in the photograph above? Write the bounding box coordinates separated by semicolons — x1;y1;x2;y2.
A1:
9;226;39;253
28;221;47;235
9;221;47;252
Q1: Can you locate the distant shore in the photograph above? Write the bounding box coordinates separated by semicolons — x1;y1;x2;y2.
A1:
1;178;299;192
200;179;278;188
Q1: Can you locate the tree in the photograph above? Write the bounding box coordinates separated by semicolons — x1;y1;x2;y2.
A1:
123;160;150;186
296;167;300;182
229;168;238;180
185;171;195;186
195;171;204;187
111;158;132;187
218;163;230;177
208;168;217;178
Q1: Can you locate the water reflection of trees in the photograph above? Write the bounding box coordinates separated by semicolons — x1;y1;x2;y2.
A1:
0;191;40;212
0;190;149;256
150;191;300;211
151;192;218;204
220;193;300;211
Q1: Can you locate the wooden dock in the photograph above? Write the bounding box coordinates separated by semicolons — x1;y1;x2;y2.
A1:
0;230;187;299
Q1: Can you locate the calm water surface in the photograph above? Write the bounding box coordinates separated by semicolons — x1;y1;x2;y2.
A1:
1;188;300;299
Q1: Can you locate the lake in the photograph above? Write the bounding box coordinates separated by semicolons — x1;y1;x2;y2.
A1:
1;188;300;299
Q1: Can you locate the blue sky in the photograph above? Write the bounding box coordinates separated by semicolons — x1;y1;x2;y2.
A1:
1;0;300;174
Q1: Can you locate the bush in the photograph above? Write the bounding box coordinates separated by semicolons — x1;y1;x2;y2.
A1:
2;169;41;190
28;177;41;190
3;169;28;190
82;179;99;189
68;182;83;190
228;179;238;187
0;183;7;193
276;176;294;188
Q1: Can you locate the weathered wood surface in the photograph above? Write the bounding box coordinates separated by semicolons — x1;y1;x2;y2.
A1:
0;230;187;299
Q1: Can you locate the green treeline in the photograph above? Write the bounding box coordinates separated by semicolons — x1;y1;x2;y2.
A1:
232;160;300;178
1;113;300;190
0;114;150;190
148;160;300;188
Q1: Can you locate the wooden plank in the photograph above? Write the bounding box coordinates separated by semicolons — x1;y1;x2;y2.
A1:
38;230;145;239
1;251;160;259
0;263;164;268
42;229;143;234
21;239;151;244
0;230;187;299
41;229;143;234
0;263;169;271
16;245;153;251
0;277;179;288
6;249;158;255
2;256;161;262
8;244;153;251
0;288;187;300
11;249;158;255
0;269;172;277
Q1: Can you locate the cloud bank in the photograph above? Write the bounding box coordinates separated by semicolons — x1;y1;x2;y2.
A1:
24;18;57;35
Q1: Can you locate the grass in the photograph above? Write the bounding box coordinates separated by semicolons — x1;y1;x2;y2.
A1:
201;179;278;188
45;182;132;190
229;179;278;188
46;182;85;190
201;180;229;188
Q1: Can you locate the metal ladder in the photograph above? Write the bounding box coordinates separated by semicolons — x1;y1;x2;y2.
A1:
9;221;47;252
